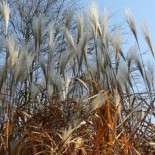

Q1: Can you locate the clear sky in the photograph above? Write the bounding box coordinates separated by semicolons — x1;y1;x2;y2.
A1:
82;0;155;34
81;0;155;59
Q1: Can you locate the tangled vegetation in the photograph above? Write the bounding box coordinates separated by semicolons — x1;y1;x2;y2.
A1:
0;1;155;155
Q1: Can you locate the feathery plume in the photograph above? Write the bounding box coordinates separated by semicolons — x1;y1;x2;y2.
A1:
101;9;109;44
141;22;154;58
117;62;132;89
62;74;71;100
112;30;122;72
127;47;144;78
89;3;100;37
89;3;99;27
77;13;84;43
49;23;55;56
7;37;18;67
75;137;84;149
47;84;53;96
125;8;139;45
90;91;106;111
64;28;76;52
40;54;47;80
32;14;45;47
132;47;144;78
113;30;122;58
59;50;75;75
145;61;154;92
31;83;40;99
0;1;10;35
65;10;73;28
48;23;55;72
61;126;74;146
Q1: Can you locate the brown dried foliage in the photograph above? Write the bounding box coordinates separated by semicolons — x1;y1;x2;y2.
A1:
0;2;154;155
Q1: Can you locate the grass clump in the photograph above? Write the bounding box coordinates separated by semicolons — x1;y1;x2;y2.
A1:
0;2;154;155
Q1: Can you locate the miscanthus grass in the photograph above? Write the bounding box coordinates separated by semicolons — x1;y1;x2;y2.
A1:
0;3;154;155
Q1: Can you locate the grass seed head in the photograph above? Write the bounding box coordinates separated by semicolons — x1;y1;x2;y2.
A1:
125;8;138;44
0;1;10;35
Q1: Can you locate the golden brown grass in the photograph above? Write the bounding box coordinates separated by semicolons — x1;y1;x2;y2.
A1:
0;3;154;155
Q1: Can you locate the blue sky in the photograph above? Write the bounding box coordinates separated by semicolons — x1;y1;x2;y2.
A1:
81;0;155;59
82;0;155;35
